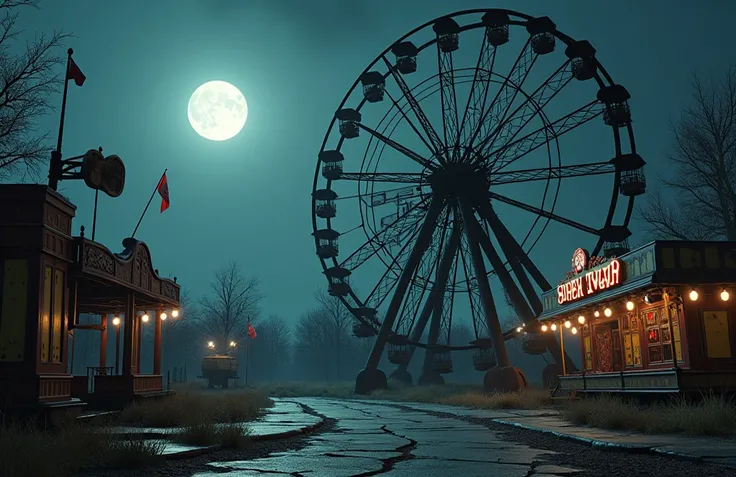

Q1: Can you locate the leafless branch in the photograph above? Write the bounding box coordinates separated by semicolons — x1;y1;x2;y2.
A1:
636;66;736;240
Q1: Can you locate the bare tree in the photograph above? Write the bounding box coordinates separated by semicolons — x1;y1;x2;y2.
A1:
293;309;332;380
0;0;69;181
249;314;291;381
638;67;736;240
314;290;352;380
195;262;263;352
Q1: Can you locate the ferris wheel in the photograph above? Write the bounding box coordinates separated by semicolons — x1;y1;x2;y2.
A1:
311;9;644;394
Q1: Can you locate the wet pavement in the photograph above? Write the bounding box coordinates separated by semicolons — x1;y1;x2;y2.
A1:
191;398;583;476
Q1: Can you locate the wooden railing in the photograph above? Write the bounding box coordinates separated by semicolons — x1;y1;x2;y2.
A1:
133;375;163;393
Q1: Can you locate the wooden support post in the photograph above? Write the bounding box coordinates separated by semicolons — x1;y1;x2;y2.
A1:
123;293;134;376
135;313;143;374
154;308;162;375
99;314;108;371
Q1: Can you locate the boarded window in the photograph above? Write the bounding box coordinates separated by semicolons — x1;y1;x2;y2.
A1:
52;270;64;364
702;310;732;359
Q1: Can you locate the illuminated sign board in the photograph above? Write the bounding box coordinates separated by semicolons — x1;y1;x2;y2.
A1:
557;248;623;305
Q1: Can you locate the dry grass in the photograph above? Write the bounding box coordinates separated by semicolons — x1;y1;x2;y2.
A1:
562;393;736;437
175;422;252;449
0;420;165;477
256;380;551;409
119;388;273;427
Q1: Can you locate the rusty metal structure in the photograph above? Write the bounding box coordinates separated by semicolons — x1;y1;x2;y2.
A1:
311;9;644;394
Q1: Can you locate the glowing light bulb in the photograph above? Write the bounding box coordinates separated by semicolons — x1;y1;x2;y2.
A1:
160;312;167;320
541;324;548;332
721;289;730;301
604;308;612;317
112;317;121;326
172;309;180;318
141;314;149;323
689;289;699;301
564;320;571;329
594;311;600;318
571;327;578;335
551;323;558;331
516;327;523;332
626;301;635;311
577;315;586;324
207;341;215;348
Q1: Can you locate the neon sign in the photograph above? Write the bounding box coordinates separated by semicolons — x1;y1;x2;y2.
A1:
557;248;623;305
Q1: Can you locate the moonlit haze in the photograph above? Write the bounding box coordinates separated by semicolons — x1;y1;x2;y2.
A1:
187;80;248;141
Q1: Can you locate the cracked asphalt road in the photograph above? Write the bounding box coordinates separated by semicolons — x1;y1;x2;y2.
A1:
194;398;583;477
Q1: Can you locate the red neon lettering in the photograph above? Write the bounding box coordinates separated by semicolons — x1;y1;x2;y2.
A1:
557;259;622;305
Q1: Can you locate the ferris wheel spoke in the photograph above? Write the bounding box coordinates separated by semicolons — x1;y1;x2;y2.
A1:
440;253;460;345
469;212;536;323
340;197;428;273
383;57;446;164
365;203;448;308
458;196;510;366
488;100;605;172
457;34;496;152
357;123;435;170
365;197;446;370
477;61;574;167
436;43;460;161
459;238;486;339
385;89;441;158
474;198;552;292
336;172;426;184
489;191;600;236
489;161;615;186
462;39;536;163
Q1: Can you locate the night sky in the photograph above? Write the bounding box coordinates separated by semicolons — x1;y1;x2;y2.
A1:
19;1;736;326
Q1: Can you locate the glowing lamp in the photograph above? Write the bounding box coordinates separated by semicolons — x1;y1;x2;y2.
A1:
564;320;571;329
571;327;578;335
551;323;558;331
577;315;585;324
604;308;612;317
112;317;121;326
516;327;523;332
160;312;168;321
689;289;698;301
230;341;237;348
541;324;548;332
594;311;600;318
172;309;180;318
720;289;729;301
207;341;215;349
141;314;149;323
626;301;635;311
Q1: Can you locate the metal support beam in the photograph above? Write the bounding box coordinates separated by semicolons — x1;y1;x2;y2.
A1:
398;221;461;371
365;197;445;370
458;196;510;367
471;213;536;324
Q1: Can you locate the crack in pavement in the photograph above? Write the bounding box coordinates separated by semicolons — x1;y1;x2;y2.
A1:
351;424;418;476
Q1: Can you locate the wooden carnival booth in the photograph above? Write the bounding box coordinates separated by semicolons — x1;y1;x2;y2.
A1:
0;184;180;418
535;241;736;395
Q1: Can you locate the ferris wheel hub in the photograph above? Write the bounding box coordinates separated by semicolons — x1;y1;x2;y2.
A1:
429;163;489;198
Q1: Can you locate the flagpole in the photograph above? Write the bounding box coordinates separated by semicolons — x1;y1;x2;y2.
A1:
131;168;167;239
48;48;74;191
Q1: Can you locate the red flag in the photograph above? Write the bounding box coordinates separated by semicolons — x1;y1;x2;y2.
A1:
157;173;170;213
247;323;257;339
67;57;86;86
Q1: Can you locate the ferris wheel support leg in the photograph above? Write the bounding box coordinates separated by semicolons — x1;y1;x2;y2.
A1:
396;223;461;376
418;298;446;386
458;197;511;368
476;200;578;373
356;198;445;395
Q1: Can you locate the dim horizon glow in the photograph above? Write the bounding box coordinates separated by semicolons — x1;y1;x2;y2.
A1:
187;80;248;141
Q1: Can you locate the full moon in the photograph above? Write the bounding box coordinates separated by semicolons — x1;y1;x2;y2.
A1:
187;81;248;141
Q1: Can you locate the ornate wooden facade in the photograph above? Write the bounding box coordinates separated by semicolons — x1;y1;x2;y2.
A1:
0;184;180;416
539;241;736;395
